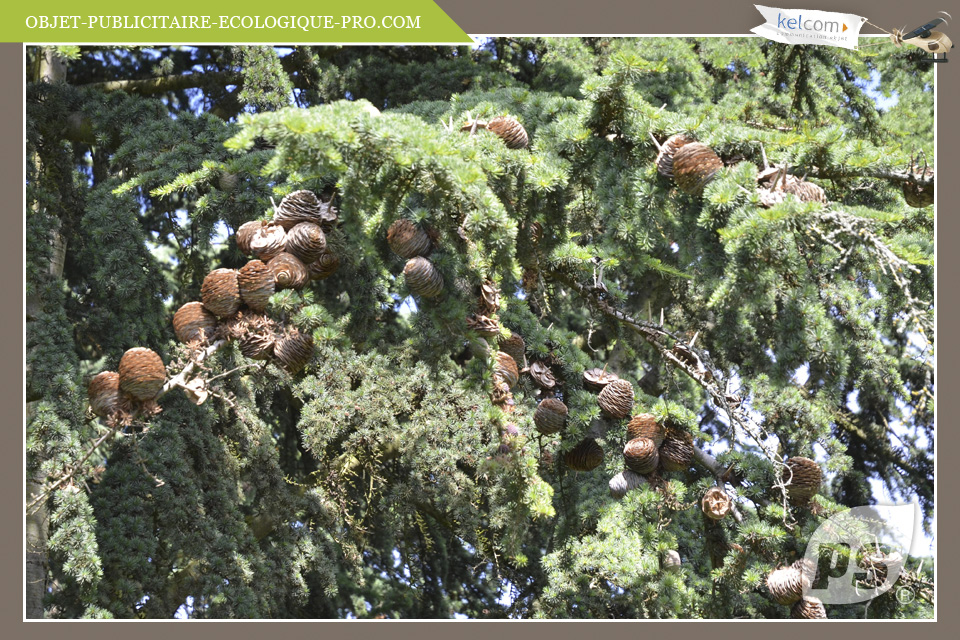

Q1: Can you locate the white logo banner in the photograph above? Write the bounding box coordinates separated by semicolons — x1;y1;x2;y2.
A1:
752;5;867;50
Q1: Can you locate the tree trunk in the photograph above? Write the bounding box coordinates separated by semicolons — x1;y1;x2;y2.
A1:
25;46;68;620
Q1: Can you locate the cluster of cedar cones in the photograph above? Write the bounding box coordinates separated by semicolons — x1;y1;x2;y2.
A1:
651;133;828;204
171;189;341;380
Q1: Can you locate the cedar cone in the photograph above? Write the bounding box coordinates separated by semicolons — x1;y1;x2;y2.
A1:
236;220;262;255
88;371;121;418
583;367;619;393
403;257;444;298
597;379;634;419
534;398;567;435
485;116;528;149
609;469;646;499
309;252;340;280
672;142;724;195
903;169;934;208
274;190;338;230
791;597;827;619
655;134;695;178
201;269;241;318
781;456;822;504
172;301;217;345
528;361;557;389
784;179;827;204
623;437;659;475
494;352;519;388
284;222;327;265
479;280;501;315
661;550;682;573
767;563;810;605
273;329;314;374
564;438;604;472
387;219;431;259
498;332;525;368
218;172;239;193
466;313;500;338
701;486;732;520
237;260;276;312
268;252;310;291
118;347;166;401
239;332;275;361
659;429;694;472
248;222;287;262
626;413;665;446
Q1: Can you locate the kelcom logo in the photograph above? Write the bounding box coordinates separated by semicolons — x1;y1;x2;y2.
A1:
777;13;848;33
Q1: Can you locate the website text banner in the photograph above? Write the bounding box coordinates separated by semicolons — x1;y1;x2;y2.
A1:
13;1;472;44
752;5;866;50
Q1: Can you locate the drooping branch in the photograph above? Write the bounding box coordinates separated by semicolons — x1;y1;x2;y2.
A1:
549;269;794;517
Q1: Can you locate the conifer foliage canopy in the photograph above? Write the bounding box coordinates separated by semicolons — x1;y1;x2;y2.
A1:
25;40;935;619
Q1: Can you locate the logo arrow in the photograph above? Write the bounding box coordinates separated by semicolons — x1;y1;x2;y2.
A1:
843;23;848;32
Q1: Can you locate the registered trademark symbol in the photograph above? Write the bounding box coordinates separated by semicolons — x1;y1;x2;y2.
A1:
896;587;915;604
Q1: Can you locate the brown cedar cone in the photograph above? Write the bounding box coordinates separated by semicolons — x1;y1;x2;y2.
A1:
655;133;695;178
479;280;501;315
491;379;513;407
766;563;810;605
274;190;338;230
403;257;444;298
309;252;340;280
534;398;567;435
201;269;241;318
236;220;263;255
661;550;682;573
609;469;646;499
498;332;525;367
791;597;827;619
597;379;634;419
239;332;275;361
903;169;934;208
528;361;557;390
268;252;310;291
659;429;694;472
88;371;122;418
623;437;659;474
466;313;500;338
284;222;327;265
784;179;827;204
387;219;431;258
273;329;314;374
701;486;732;520
781;456;822;504
494;352;519;388
118;347;166;401
485;116;529;149
564;438;604;472
583;367;619;393
248;222;287;262
672;142;724;195
626;413;665;446
237;260;276;312
172;301;218;345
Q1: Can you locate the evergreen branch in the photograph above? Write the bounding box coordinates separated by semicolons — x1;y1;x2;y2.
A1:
807;210;933;336
25;424;120;514
80;71;241;95
26;340;229;516
549;269;794;520
801;166;933;187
